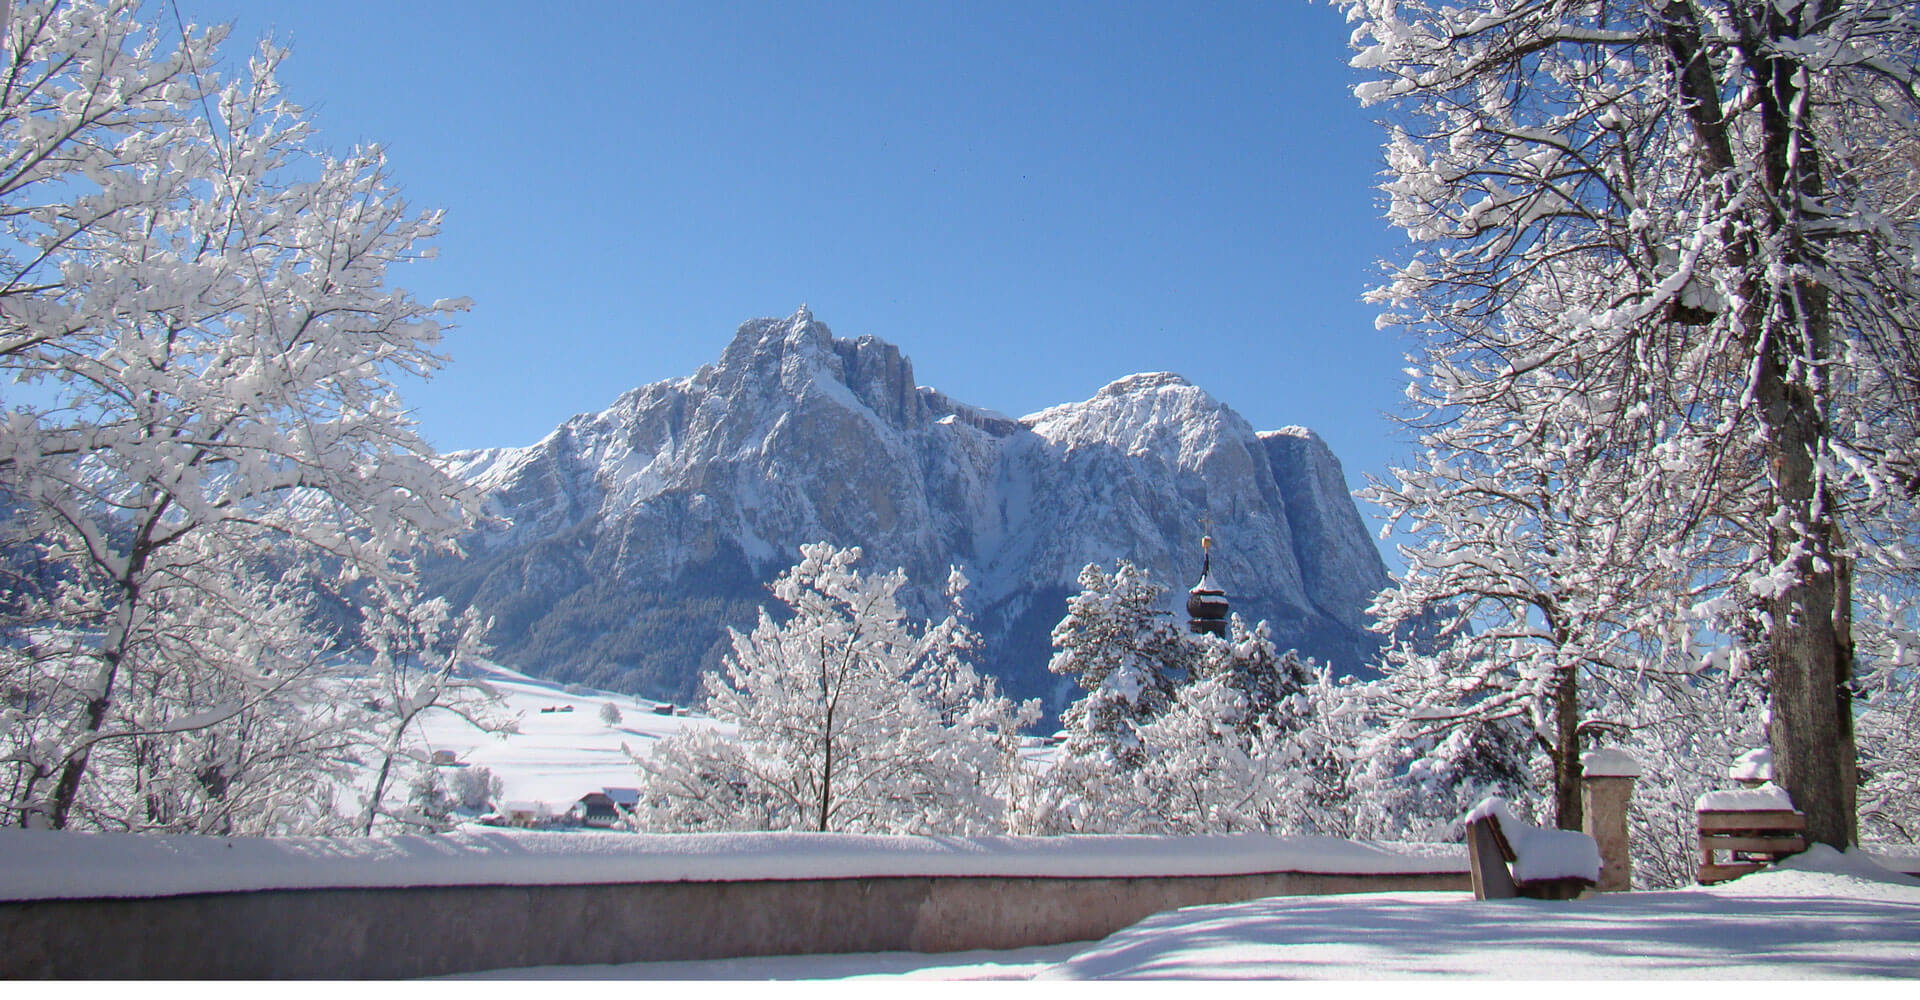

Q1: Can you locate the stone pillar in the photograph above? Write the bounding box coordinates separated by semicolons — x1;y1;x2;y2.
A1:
1580;748;1641;892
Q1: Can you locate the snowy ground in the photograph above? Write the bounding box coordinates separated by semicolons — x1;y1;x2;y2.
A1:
456;847;1919;980
413;659;1055;820
412;660;721;813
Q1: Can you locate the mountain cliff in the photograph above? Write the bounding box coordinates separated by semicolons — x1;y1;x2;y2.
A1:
430;308;1391;713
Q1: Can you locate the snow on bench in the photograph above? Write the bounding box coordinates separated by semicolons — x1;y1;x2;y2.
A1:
1464;797;1600;901
1696;783;1795;813
1696;782;1806;885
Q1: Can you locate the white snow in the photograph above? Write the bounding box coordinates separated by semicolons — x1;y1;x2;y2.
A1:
1730;746;1775;781
0;828;1466;903
1580;746;1643;778
412;659;722;812
1038;845;1920;980
1464;796;1601;883
442;943;1088;981
455;845;1920;980
1697;782;1798;813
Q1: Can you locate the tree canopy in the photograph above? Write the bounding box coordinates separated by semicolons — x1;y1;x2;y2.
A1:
0;0;481;832
1345;0;1920;844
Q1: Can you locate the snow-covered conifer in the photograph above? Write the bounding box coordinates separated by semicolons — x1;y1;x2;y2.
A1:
1047;561;1191;767
1192;615;1315;737
1040;588;1349;836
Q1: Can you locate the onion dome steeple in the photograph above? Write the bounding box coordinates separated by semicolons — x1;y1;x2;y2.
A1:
1187;533;1229;638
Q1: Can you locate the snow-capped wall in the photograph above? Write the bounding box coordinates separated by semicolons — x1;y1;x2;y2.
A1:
0;828;1466;902
0;828;1470;978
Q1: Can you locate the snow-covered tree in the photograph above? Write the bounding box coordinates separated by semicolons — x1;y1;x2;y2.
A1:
405;768;456;830
629;727;777;833
1851;530;1920;841
352;580;508;835
0;2;476;830
1364;406;1709;829
1046;560;1191;767
1857;684;1920;841
634;544;1037;834
1192;616;1315;737
1282;668;1396;839
1036;588;1355;837
1611;665;1770;886
599;701;623;726
1035;676;1281;835
1343;0;1920;845
450;764;502;814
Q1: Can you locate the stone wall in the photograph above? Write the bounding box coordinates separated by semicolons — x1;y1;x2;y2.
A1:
2;868;1470;979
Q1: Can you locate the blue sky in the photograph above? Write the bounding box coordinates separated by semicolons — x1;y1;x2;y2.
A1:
176;1;1413;541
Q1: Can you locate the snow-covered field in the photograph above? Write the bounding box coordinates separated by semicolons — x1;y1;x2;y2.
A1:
413;660;724;814
456;846;1920;980
411;659;1054;820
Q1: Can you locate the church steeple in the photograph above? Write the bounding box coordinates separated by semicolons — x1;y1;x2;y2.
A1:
1187;532;1229;638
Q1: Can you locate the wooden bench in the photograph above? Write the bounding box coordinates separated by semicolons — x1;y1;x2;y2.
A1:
1697;808;1806;885
1465;799;1599;901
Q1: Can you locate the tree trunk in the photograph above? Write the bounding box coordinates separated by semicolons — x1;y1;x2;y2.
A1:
1663;0;1858;849
1756;341;1856;845
1759;423;1856;847
1552;663;1582;831
1749;0;1857;849
43;646;125;829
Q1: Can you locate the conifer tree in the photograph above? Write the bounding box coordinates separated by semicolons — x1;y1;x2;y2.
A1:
1046;560;1190;767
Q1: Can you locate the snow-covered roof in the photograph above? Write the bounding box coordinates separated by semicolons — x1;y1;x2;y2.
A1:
0;829;1467;903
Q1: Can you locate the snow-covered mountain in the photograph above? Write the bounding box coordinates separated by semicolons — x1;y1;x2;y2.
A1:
430;308;1390;713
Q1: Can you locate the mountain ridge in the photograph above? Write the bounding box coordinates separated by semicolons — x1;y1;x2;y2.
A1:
430;308;1391;713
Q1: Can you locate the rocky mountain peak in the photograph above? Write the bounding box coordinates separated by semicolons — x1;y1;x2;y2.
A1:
1096;371;1196;397
431;312;1391;716
714;306;832;379
706;306;929;430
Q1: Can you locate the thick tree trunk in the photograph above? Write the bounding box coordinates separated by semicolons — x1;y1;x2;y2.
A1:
1750;0;1857;849
1662;0;1858;849
1755;317;1855;846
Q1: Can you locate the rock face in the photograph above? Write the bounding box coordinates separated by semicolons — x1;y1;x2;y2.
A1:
430;308;1391;712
